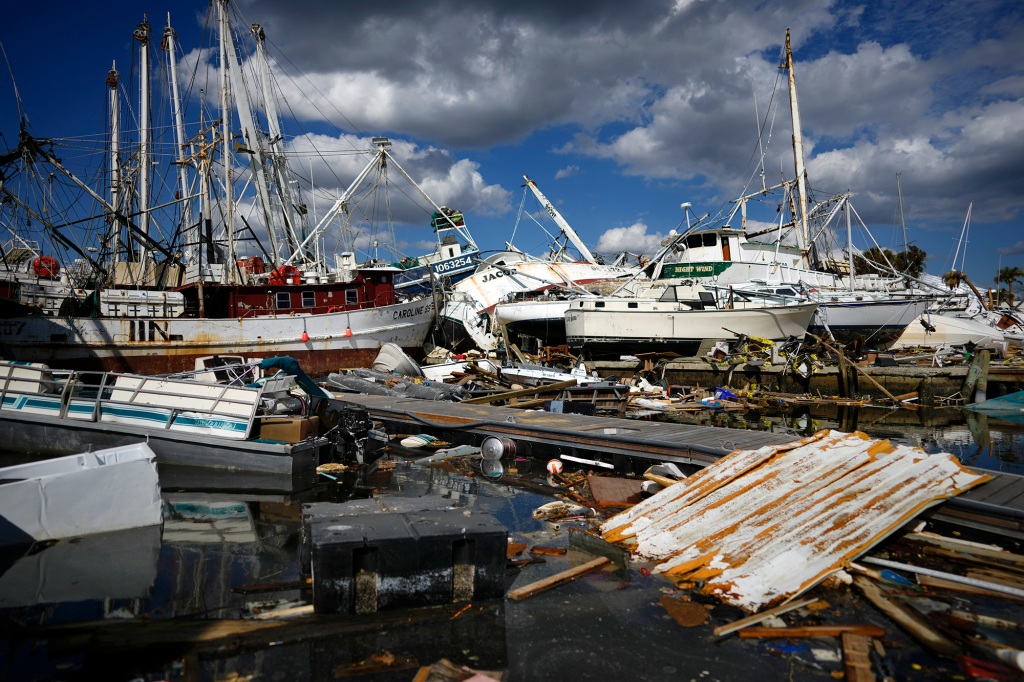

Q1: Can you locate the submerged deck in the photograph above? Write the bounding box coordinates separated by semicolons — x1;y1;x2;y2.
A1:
337;394;1024;537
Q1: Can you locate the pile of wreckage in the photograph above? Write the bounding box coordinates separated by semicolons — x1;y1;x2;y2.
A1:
298;426;1024;680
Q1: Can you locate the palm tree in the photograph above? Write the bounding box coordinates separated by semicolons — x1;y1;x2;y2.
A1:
996;266;1024;305
943;270;989;311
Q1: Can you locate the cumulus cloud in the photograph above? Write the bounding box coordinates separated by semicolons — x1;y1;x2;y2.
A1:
555;165;582;179
596;222;668;256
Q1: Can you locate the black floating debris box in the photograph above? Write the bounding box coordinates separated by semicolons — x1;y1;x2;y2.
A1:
304;503;507;614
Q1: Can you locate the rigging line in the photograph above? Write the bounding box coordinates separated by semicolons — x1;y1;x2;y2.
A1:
0;41;29;129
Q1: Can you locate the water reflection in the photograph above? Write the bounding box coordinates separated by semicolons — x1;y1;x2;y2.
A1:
637;405;1024;475
0;455;537;681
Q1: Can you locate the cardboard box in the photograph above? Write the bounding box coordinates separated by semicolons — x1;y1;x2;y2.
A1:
259;416;318;442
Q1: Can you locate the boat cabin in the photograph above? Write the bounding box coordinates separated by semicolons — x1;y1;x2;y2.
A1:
658;228;806;279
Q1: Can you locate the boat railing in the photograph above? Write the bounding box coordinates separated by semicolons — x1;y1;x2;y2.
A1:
0;363;265;440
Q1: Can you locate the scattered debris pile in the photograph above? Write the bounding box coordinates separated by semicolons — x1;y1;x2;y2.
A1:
599;429;991;612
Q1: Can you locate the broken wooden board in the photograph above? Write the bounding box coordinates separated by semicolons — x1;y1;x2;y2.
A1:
599;429;991;612
507;557;611;601
586;475;645;508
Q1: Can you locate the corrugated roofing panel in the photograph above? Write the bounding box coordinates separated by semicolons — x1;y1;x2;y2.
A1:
600;429;991;612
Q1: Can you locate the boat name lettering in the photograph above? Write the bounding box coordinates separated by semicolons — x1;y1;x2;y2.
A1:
393;302;433;320
481;270;506;283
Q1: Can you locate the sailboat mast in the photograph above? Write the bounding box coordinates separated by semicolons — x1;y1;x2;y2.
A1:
896;172;907;251
785;30;810;255
134;18;151;264
106;62;122;264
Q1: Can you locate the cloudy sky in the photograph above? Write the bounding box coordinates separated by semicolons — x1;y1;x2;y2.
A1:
2;0;1022;286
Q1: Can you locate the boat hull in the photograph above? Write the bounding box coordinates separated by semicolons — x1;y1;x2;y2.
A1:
0;298;435;375
565;301;817;357
0;443;162;548
809;298;932;349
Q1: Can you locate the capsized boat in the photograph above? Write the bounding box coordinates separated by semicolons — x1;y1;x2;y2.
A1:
437;176;640;351
0;443;161;548
965;391;1024;415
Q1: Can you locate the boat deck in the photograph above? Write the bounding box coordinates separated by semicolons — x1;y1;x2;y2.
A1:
337;394;1024;535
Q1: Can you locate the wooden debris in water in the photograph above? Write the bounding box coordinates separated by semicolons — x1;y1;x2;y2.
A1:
599;429;991;611
507;557;611;601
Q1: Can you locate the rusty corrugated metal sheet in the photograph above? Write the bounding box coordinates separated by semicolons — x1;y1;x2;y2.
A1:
600;429;991;612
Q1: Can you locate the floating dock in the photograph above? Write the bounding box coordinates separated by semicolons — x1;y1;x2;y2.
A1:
336;394;1024;539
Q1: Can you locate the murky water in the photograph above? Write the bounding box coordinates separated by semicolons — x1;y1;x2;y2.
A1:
1;406;1021;681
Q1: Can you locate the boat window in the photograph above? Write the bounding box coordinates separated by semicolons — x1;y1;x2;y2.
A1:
703;233;717;247
595;301;605;308
658;287;679;302
345;289;359;305
301;291;316;308
275;292;290;309
628;301;638;308
686;234;703;249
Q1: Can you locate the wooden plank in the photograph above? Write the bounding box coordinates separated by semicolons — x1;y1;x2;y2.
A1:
917;574;1024;600
841;632;875;682
713;597;817;637
461;380;578;405
852;575;960;658
737;625;886;639
507;557;611;601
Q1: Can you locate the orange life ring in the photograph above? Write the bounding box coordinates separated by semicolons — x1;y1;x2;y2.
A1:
327;306;342;313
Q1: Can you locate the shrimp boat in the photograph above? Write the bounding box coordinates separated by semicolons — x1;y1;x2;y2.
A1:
0;5;437;375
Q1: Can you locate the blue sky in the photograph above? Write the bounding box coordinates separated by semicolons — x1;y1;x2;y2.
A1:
1;0;1022;287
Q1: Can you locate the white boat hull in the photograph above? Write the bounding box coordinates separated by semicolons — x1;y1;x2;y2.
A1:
565;300;818;357
809;298;932;348
892;313;1007;351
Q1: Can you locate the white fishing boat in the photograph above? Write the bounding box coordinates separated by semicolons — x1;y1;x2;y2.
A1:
0;443;162;548
564;284;817;358
0;358;335;475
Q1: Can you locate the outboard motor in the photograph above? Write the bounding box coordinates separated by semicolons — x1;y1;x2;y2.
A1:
315;398;384;465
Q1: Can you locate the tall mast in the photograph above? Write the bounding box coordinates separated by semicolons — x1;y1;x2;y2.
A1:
106;62;122;264
217;0;235;281
896;172;907;251
785;30;810;254
218;0;281;270
134;18;152;263
252;22;309;264
522;174;597;264
163;14;194;264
